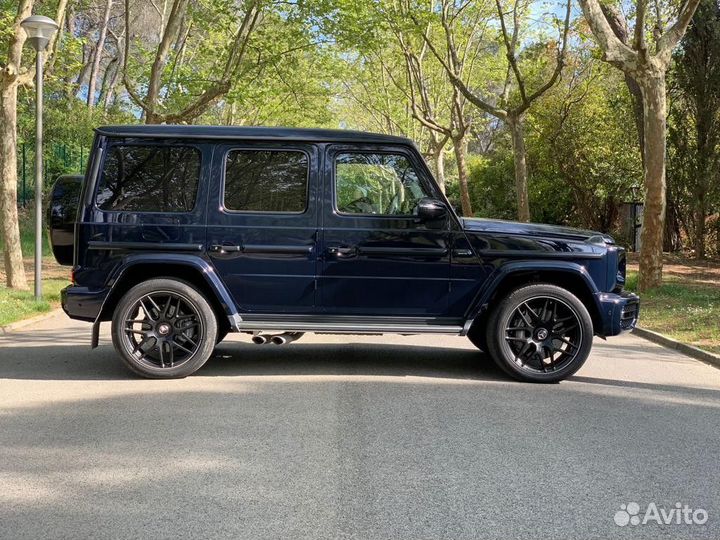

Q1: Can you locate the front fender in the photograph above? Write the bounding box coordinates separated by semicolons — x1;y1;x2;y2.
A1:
465;260;602;322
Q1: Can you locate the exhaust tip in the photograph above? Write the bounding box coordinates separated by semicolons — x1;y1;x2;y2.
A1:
251;335;268;345
271;336;286;345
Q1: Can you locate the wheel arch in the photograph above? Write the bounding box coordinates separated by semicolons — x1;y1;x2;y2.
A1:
466;261;604;335
96;255;238;333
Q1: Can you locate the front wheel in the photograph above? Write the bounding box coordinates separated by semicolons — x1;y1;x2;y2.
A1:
485;284;594;383
111;278;218;379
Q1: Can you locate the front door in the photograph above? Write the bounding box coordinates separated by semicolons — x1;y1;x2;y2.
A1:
319;145;451;316
206;142;319;313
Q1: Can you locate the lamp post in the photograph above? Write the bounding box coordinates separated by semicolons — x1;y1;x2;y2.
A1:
21;15;58;300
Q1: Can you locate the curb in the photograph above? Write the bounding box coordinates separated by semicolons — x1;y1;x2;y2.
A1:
632;327;720;370
0;308;63;335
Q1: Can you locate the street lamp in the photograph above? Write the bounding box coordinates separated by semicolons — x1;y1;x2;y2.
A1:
21;15;58;300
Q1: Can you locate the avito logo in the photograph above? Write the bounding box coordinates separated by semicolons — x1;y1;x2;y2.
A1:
614;502;708;527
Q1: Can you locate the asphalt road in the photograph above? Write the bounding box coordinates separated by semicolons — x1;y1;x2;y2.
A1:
1;311;719;540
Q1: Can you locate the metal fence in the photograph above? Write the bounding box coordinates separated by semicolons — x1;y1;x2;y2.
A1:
18;141;89;207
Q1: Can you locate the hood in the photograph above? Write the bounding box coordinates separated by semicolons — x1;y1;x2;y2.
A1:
461;217;614;244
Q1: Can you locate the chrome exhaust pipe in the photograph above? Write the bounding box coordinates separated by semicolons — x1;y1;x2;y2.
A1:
251;334;269;345
270;332;303;345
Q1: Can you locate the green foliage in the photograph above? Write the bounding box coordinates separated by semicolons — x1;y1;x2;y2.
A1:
463;49;641;231
0;2;16;52
667;0;720;257
466;153;518;220
626;269;720;354
528;57;642;233
212;7;338;128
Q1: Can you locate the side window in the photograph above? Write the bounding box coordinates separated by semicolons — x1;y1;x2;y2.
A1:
335;152;431;216
224;150;308;213
95;145;200;212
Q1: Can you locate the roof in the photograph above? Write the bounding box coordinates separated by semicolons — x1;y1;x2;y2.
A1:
95;125;414;145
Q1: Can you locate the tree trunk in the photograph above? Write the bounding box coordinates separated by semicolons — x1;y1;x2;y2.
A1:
0;83;29;290
69;44;95;100
663;198;682;252
145;0;191;122
637;73;667;291
691;139;712;258
452;135;472;216
87;0;113;107
97;56;117;106
507;114;531;222
693;196;706;259
432;143;446;194
103;37;124;109
598;4;645;165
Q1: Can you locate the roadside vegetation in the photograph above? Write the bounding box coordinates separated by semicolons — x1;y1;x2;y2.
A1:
0;275;66;327
0;211;66;327
5;208;53;258
627;259;720;354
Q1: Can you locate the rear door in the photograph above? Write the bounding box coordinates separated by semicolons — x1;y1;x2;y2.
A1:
206;142;319;313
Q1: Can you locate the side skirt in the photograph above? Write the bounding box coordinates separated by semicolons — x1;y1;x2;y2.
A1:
231;314;465;336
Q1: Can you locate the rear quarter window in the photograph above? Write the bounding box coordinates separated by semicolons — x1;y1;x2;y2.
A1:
223;150;308;213
95;145;200;212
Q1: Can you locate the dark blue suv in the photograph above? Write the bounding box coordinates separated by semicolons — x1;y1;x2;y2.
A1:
49;125;639;382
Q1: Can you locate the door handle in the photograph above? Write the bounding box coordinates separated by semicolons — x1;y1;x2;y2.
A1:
327;245;357;258
209;243;243;254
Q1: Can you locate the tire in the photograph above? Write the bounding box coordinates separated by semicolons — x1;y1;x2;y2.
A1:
485;284;594;383
111;278;218;379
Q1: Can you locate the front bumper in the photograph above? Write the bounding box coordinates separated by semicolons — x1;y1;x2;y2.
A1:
595;291;640;336
61;285;109;322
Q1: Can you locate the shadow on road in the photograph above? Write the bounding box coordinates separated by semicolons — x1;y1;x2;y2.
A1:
569;375;720;401
205;341;507;380
0;336;509;382
2;326;720;404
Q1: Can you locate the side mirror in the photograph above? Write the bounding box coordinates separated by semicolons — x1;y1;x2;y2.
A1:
416;197;448;222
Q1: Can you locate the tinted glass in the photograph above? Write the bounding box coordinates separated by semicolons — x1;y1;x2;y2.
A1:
95;145;200;212
224;150;308;213
336;153;431;215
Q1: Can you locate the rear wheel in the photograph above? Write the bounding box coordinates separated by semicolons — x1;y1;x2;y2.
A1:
485;284;593;383
111;278;218;379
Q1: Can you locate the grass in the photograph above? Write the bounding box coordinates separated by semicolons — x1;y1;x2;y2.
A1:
626;271;720;355
0;278;68;327
0;210;62;327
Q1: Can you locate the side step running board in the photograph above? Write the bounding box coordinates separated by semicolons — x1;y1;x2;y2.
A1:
236;321;464;335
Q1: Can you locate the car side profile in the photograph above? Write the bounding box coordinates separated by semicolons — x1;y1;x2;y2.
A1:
49;125;639;382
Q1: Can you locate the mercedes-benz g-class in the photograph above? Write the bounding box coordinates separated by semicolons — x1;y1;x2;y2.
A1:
49;125;639;382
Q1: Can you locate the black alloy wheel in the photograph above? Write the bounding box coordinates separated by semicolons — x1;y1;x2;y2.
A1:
112;278;217;378
485;284;593;383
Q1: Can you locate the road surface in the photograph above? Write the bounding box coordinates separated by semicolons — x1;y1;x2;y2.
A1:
1;311;718;539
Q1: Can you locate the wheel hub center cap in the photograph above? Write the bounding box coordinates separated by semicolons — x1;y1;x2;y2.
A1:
157;323;171;336
536;328;549;341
